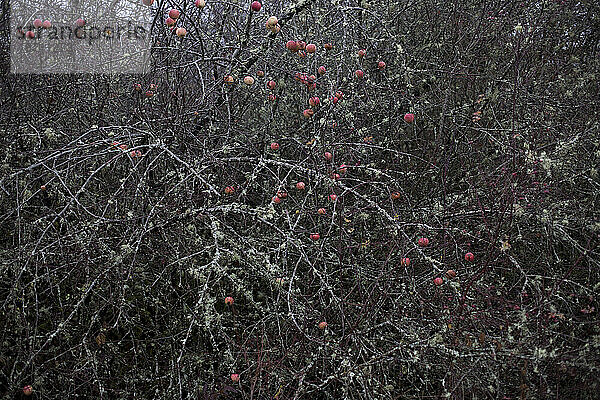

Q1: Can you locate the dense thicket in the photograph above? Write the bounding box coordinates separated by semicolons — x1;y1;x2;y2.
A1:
1;0;599;398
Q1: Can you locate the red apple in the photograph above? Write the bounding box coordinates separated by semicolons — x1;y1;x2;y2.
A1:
418;237;430;247
318;321;327;329
306;43;316;53
33;19;43;28
268;94;276;101
465;252;474;262
329;194;337;202
42;20;52;29
286;40;299;52
434;277;443;286
231;373;240;382
267;80;276;90
23;385;33;396
446;270;457;278
26;30;35;38
355;69;364;79
169;9;180;19
378;60;386;69
391;192;401;200
76;18;86;27
176;27;187;37
310;233;320;241
256;70;265;77
303;109;314;118
243;76;255;85
401;257;410;267
318;66;326;75
142;0;154;5
296;181;305;190
272;195;281;204
251;1;261;11
317;208;326;215
195;0;206;8
404;113;415;123
270;142;279;150
277;190;287;199
165;17;176;26
225;296;234;305
224;186;235;194
309;97;320;107
324;43;333;50
324;151;333;160
358;49;366;58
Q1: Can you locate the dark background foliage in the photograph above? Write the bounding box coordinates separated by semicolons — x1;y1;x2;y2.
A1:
1;0;599;398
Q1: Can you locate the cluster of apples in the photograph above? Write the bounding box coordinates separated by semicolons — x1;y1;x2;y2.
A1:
32;18;52;29
271;189;287;204
20;18;84;39
286;40;334;54
247;150;346;241
228;71;281;92
416;236;475;286
110;140;142;158
219;152;352;383
355;49;387;77
292;71;345;118
264;78;277;100
330;90;344;105
218;42;398;124
164;4;207;38
286;40;319;58
110;141;129;151
164;9;188;37
294;72;317;90
133;82;157;97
